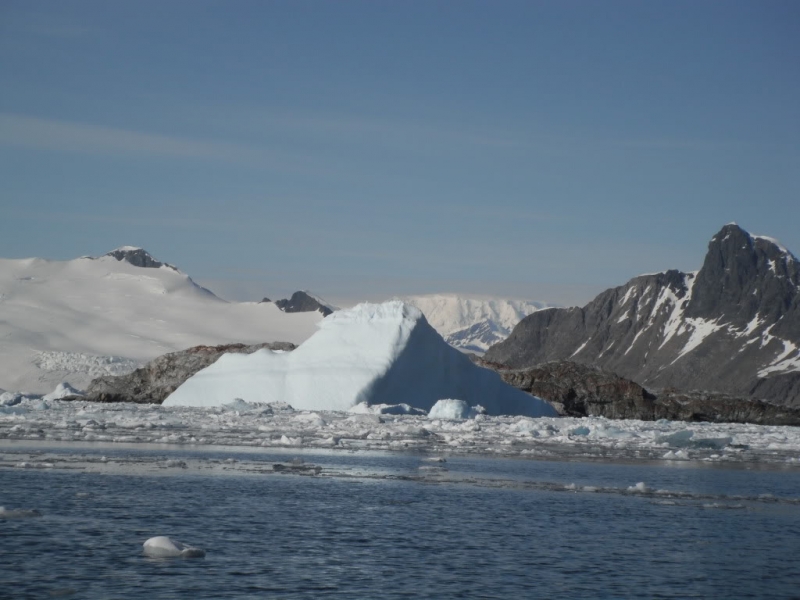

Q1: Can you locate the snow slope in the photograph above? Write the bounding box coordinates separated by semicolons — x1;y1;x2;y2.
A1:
164;301;557;417
0;250;322;394
400;294;554;353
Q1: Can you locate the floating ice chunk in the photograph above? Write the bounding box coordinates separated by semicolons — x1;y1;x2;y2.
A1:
428;399;479;420
143;536;205;558
656;430;694;447
592;424;636;439
223;398;251;411
0;506;42;519
279;435;302;446
349;402;427;416
570;426;591;436
294;412;327;427
627;482;650;493
163;459;187;469
663;450;690;460
656;430;731;450
43;382;84;401
693;436;732;450
0;391;28;407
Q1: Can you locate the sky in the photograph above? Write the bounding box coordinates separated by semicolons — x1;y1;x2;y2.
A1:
1;0;798;307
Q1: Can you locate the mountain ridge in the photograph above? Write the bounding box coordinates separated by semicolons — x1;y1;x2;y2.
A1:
485;224;800;407
400;294;555;353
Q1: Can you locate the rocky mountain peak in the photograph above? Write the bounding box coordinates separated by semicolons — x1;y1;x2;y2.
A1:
104;247;176;270
264;291;333;316
485;224;800;408
686;224;799;331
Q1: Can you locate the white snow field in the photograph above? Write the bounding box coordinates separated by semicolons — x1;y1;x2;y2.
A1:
2;398;800;465
164;301;557;417
401;294;554;353
0;251;322;394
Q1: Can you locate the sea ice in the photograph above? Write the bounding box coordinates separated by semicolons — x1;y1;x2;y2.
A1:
2;396;800;464
626;482;650;493
349;402;426;415
143;536;205;558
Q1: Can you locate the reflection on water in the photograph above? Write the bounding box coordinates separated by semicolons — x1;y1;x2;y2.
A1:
2;447;799;599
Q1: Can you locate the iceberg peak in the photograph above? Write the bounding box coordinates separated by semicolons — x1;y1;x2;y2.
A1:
165;301;556;417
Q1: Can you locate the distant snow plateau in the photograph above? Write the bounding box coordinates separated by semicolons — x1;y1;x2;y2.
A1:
0;250;322;394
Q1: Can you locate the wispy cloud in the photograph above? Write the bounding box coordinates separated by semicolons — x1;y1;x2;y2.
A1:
210;108;525;150
4;207;262;234
211;106;749;155
0;113;329;174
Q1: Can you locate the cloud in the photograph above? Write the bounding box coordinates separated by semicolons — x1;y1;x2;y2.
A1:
0;113;327;174
207;107;525;150
4;207;255;233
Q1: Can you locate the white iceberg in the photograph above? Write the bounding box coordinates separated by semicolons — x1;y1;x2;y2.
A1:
164;301;557;417
143;536;205;558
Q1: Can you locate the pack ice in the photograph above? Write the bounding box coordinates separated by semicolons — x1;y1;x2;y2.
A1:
164;301;557;417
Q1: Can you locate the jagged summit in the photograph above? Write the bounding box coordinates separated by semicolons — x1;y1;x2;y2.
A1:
687;224;799;333
102;247;177;270
262;291;334;316
485;224;800;407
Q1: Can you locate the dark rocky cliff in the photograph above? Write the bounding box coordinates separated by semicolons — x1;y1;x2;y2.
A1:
474;358;800;426
263;291;333;316
485;224;800;407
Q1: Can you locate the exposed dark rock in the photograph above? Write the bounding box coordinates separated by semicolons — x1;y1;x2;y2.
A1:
485;224;800;407
472;357;800;426
81;342;296;404
103;247;176;270
270;291;333;316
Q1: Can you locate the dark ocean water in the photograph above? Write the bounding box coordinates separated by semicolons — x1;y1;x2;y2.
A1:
1;446;799;599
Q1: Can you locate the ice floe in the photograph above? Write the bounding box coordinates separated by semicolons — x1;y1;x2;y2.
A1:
428;399;481;420
143;536;205;558
2;397;800;464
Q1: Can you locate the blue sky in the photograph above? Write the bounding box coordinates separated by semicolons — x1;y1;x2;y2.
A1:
1;0;798;306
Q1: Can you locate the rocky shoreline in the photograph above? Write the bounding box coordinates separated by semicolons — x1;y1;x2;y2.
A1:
473;358;800;426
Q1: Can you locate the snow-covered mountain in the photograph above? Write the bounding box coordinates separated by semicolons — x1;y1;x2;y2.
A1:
399;294;555;353
0;247;323;394
485;224;800;407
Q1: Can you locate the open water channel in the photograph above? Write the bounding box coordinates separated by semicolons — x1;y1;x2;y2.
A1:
1;443;799;599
